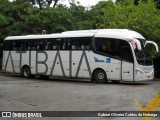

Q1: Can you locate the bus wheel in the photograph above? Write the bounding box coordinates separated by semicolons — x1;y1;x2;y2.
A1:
22;66;31;78
93;69;107;83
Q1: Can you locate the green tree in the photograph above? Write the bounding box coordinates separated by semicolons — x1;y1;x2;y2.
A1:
68;2;93;30
101;0;160;56
116;0;134;5
24;5;72;33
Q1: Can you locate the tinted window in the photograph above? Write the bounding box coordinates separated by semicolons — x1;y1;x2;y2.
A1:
47;38;67;50
4;40;14;50
28;39;45;50
4;40;27;51
14;40;27;51
95;38;133;62
95;38;121;58
134;39;152;65
4;37;92;51
121;41;133;62
68;37;92;50
26;39;50;50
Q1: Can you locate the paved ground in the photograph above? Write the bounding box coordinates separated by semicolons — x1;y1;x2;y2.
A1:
0;73;160;120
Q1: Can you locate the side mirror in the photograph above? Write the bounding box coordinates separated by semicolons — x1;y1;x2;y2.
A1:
144;41;159;52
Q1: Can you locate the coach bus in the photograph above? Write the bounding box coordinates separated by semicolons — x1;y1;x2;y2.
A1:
2;29;159;83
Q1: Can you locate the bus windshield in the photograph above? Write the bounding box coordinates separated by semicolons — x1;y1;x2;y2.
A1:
134;39;152;65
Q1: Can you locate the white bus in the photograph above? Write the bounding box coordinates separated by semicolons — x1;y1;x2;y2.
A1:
2;29;159;83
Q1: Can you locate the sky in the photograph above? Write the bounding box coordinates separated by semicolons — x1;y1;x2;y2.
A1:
10;0;108;8
60;0;106;7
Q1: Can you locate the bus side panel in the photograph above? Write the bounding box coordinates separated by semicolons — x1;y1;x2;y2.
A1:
88;52;109;79
59;51;70;77
88;51;121;80
82;51;92;78
3;51;11;72
108;58;121;80
21;51;30;71
3;51;19;73
48;51;64;76
36;51;49;75
30;51;36;74
10;51;19;73
48;51;56;76
71;51;83;78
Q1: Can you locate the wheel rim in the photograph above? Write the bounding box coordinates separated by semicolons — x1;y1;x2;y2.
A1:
98;72;105;80
24;68;30;77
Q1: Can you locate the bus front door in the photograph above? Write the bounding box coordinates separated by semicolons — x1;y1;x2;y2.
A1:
121;46;134;81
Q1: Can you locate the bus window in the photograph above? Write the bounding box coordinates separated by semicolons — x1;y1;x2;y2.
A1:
4;40;14;50
121;41;133;62
4;40;28;51
95;38;121;58
30;40;43;50
69;37;92;50
47;38;67;50
14;41;21;51
44;40;48;50
70;40;78;50
26;41;32;50
13;40;27;51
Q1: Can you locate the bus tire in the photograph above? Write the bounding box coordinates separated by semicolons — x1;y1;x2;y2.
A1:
93;69;107;83
21;66;31;78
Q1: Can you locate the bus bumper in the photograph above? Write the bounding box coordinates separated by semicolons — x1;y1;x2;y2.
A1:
135;70;154;81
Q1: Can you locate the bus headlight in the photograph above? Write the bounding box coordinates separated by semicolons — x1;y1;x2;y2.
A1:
135;69;144;75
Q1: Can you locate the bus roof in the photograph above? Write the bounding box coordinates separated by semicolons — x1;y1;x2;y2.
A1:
5;29;145;41
5;33;94;41
62;29;145;40
62;29;129;34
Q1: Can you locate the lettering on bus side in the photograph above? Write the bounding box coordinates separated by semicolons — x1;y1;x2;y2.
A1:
36;51;48;75
4;51;15;73
50;50;66;77
4;50;91;78
75;50;91;77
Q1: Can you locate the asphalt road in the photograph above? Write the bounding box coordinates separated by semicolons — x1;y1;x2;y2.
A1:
0;73;160;120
